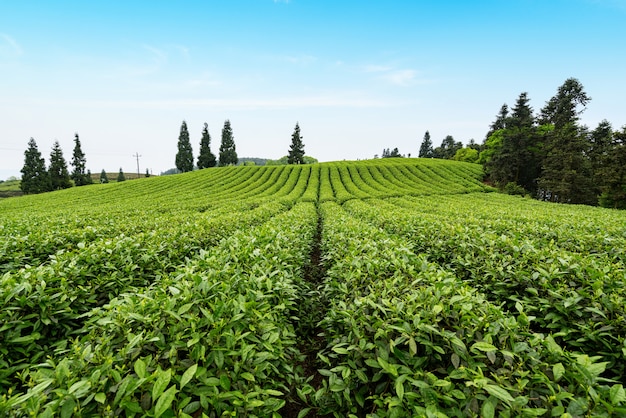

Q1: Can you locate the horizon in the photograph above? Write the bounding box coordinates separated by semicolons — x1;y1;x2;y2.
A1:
2;0;625;180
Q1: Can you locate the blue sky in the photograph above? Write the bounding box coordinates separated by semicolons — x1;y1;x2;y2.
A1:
1;0;625;179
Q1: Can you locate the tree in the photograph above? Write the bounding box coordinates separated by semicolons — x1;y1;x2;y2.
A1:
197;123;217;169
71;133;91;186
117;168;126;182
382;148;402;158
49;141;72;190
538;78;595;204
100;169;109;183
453;147;479;163
287;122;305;164
433;135;462;159
485;92;541;193
485;104;509;140
20;138;51;194
175;120;194;173
145;168;151;178
219;119;238;166
418;131;434;158
598;126;626;208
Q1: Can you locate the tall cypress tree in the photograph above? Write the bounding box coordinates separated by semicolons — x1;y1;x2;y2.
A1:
219;119;238;166
100;169;109;184
71;133;90;185
20;138;51;194
287;122;305;164
418;130;433;158
175;121;194;172
197;123;217;169
49;141;72;190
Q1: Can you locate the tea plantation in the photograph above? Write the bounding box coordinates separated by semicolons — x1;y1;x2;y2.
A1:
1;159;624;417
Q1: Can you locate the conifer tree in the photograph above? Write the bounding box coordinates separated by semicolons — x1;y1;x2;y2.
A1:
100;169;109;184
117;168;126;182
287;122;305;164
49;140;72;190
175;120;194;172
20;138;51;194
219;119;238;166
71;133;90;186
538;78;594;204
197;123;217;169
418;131;433;158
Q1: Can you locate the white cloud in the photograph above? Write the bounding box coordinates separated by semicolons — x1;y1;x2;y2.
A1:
363;63;430;86
382;69;418;86
283;54;316;65
15;95;405;110
0;33;23;55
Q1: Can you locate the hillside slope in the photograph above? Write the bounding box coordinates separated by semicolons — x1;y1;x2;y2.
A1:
0;158;489;214
2;158;625;417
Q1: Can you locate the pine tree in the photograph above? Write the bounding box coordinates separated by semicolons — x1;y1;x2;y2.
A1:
71;133;89;186
117;168;126;182
219;119;238;166
538;78;595;204
20;138;51;194
287;122;305;164
598;126;626;208
175;121;194;172
100;169;109;183
197;123;217;169
49;141;72;190
418;131;433;158
486;92;541;193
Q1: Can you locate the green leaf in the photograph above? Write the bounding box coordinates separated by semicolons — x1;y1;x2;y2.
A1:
484;385;514;404
134;358;146;379
219;374;231;391
472;342;497;352
240;372;255;382
95;392;106;404
152;368;172;401
553;363;565;382
610;384;626;404
60;398;76;418
395;378;405;401
408;337;417;356
481;396;496;418
180;364;198;390
154;385;178;418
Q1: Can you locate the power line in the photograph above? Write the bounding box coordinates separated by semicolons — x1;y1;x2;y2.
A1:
132;152;141;178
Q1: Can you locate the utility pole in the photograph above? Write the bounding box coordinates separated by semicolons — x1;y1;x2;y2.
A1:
133;152;141;178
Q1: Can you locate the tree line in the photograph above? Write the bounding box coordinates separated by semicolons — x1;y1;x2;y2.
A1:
417;78;626;208
174;119;307;173
20;134;94;194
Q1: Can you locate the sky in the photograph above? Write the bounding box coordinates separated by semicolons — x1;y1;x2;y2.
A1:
1;0;625;180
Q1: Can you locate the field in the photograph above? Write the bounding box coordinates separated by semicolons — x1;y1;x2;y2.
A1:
0;158;625;417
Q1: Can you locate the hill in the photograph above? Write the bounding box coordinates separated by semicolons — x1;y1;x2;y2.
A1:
1;159;625;417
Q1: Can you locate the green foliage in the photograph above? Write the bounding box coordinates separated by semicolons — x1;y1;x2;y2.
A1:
99;169;109;184
1;159;624;417
20;138;51;194
418;130;434;158
175;120;194;173
48;141;72;190
71;133;91;186
117;168;126;182
433;135;462;159
197;122;217;169
219;119;238;166
288;122;305;164
382;147;402;158
453;147;479;163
